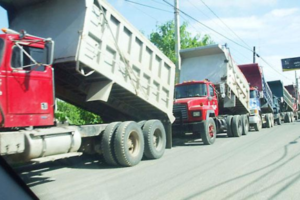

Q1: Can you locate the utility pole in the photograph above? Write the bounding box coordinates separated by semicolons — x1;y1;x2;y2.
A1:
253;46;256;63
174;0;181;84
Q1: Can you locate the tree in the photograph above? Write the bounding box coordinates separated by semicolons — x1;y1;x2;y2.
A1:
150;21;214;63
55;100;102;125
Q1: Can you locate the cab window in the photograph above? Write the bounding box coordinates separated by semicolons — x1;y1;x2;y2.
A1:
250;90;258;98
11;45;46;71
209;85;214;96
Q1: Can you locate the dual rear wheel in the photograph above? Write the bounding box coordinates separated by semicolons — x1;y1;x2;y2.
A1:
226;115;248;137
202;115;249;145
101;120;166;167
266;114;273;128
284;112;292;123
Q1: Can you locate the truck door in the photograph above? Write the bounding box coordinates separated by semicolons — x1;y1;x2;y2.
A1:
6;44;54;116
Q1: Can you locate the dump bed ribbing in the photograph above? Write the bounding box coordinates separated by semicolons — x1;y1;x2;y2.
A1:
0;0;176;123
180;44;250;115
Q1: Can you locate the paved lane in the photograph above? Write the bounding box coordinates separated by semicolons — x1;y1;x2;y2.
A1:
17;121;300;200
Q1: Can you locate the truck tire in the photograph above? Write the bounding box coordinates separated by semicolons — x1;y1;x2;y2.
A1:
226;116;233;137
266;114;271;128
142;120;166;159
284;113;291;123
232;115;242;137
277;115;282;125
254;116;262;131
114;121;144;167
290;113;294;122
101;122;121;166
201;118;216;145
241;115;249;135
138;120;146;128
270;114;274;127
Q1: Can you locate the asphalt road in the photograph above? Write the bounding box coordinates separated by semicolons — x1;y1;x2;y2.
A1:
16;120;300;200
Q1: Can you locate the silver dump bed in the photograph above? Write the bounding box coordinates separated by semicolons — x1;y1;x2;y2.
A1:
180;44;250;114
1;0;175;122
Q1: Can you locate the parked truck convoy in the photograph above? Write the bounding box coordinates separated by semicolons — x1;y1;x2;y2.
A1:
0;0;298;168
267;80;295;124
238;63;274;130
0;0;176;167
173;44;250;145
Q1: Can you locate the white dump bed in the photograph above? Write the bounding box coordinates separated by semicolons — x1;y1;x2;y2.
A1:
180;44;250;114
2;0;175;122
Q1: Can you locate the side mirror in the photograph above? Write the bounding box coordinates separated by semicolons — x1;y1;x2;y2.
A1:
259;91;264;99
45;39;55;65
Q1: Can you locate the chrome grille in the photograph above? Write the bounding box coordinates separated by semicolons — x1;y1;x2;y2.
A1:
173;103;188;120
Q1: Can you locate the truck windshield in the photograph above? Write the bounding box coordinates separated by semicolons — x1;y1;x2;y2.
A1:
250;90;257;98
0;38;4;65
11;44;48;71
175;83;207;99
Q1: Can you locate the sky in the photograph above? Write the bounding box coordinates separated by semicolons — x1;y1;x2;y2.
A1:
0;0;299;86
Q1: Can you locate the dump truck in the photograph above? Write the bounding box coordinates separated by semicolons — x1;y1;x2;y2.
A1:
0;0;176;167
173;44;250;145
238;63;274;129
267;80;295;124
285;85;299;120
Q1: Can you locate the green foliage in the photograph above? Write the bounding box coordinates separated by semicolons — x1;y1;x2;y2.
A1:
150;21;214;63
55;100;102;125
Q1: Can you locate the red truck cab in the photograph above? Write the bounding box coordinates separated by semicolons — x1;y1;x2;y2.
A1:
0;28;54;128
173;80;219;144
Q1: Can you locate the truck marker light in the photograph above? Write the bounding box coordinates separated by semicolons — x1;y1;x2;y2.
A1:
1;28;19;34
200;103;203;106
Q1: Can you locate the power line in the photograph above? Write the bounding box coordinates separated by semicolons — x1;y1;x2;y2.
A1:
197;0;252;49
162;0;291;82
162;0;252;51
259;57;290;80
150;0;170;7
125;0;289;81
182;2;252;63
125;0;172;13
180;13;251;64
127;2;159;22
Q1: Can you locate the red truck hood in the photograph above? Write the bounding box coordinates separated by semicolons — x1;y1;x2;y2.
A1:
174;97;206;108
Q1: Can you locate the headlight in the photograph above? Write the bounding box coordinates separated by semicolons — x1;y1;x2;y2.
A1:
250;109;258;115
250;109;259;115
192;111;201;117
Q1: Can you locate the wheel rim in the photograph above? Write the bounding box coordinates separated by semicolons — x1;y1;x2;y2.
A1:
127;131;140;157
208;123;214;138
153;129;163;150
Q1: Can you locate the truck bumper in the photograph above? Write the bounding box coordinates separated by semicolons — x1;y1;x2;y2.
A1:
249;115;260;124
172;121;205;136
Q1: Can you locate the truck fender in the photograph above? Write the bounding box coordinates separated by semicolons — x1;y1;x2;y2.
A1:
206;110;216;120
